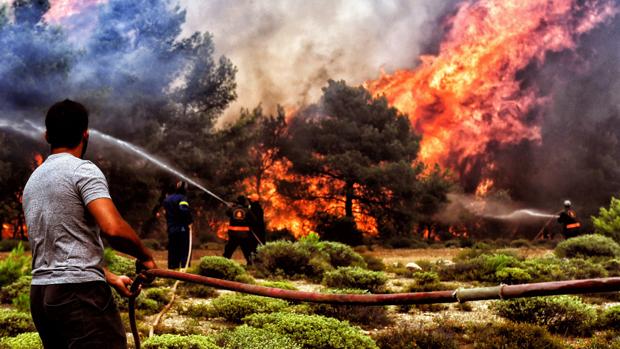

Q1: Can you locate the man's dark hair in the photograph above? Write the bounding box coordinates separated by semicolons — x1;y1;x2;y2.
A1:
45;99;89;149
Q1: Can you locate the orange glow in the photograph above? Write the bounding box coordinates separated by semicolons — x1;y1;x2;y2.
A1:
366;0;617;179
241;160;378;239
1;224;11;239
44;0;105;23
475;178;494;197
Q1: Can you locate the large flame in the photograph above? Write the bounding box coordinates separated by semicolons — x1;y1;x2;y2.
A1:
366;0;617;192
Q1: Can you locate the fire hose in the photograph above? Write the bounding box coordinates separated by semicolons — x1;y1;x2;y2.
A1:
128;272;620;349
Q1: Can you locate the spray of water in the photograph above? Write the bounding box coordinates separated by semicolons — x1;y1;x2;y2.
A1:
0;118;230;206
89;130;230;205
483;209;558;220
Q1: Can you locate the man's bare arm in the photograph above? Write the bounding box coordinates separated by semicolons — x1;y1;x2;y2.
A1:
87;197;155;266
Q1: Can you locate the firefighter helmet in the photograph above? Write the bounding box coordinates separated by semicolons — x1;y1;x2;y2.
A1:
564;200;572;207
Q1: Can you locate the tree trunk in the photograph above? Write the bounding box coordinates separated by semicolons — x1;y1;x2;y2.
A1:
345;181;354;218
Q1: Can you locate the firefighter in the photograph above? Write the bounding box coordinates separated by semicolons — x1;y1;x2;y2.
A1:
163;181;193;269
249;193;266;247
223;195;256;265
557;200;581;239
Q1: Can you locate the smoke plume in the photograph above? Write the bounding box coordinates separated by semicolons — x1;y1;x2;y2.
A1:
178;0;458;124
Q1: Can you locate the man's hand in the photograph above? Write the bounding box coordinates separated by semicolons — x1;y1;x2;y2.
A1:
104;269;134;297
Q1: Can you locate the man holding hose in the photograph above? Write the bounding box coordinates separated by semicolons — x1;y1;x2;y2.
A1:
22;99;157;349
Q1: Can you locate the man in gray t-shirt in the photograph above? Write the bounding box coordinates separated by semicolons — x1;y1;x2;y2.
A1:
23;100;157;349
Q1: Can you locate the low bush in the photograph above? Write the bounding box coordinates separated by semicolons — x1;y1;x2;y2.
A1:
467;321;563;349
603;258;620;276
373;324;458;349
1;276;31;304
216;324;301;349
259;281;298;290
322;267;387;293
439;252;521;283
316;241;366;268
510;239;533;248
555;234;620;259
0;243;31;287
253;241;329;280
494;267;532;284
493;296;597;336
196;256;253;283
599;305;620;330
0;332;42;349
565;258;608;279
521;257;568;282
384;237;428;249
0;309;35;337
178;301;211;318
308;289;391;329
208;293;289;323
587;331;620;349
144;287;172;304
244;312;378;349
142;334;219;349
178;283;218;299
103;248;136;278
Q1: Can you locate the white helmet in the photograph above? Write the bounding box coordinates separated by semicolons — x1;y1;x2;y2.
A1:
564;200;572;207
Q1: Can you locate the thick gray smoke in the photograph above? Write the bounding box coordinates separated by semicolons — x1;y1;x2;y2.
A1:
178;0;456;124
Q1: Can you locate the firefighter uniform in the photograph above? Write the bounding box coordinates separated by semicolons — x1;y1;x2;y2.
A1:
223;197;256;265
164;191;193;269
557;206;581;239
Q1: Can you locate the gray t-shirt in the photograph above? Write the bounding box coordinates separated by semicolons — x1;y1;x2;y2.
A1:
23;153;111;285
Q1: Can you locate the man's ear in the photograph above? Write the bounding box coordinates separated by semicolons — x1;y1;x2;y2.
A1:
83;130;89;140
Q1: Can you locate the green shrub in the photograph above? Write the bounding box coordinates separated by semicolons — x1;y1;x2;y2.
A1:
216;325;300;349
412;271;440;285
565;258;608;279
467;321;563;349
178;283;218;299
177;301;211;318
0;310;35;337
253;241;329;280
322;267;387;293
103;248;136;277
494;296;597;336
555;234;620;259
440;252;521;283
208;293;289;323
510;239;533;248
373;325;458;349
521;257;567;282
308;289;391;329
587;331;620;349
600;305;620;330
244;312;378;349
495;267;532;284
12;293;30;313
196;256;253;283
144;287;172;304
113;289;162;315
259;281;298;290
603;258;620;276
592;196;620;244
142;334;219;349
361;254;385;271
0;332;42;349
1;275;31;304
0;243;31;287
315;241;366;268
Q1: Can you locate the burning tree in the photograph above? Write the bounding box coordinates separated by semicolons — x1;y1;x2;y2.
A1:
282;80;450;240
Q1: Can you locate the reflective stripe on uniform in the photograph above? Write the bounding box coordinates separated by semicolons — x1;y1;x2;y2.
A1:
179;201;189;207
228;226;250;232
566;223;581;229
